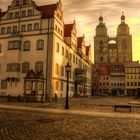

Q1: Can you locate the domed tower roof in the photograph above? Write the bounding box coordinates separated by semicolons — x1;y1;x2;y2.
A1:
121;12;125;23
95;14;107;36
99;15;103;23
117;12;129;35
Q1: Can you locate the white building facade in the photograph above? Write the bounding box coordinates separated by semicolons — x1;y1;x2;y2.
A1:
0;0;92;101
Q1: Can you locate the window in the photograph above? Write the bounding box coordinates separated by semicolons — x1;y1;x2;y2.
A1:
56;43;59;53
34;23;39;30
55;63;59;75
36;40;44;50
100;57;103;62
61;66;64;76
8;41;21;50
22;11;26;17
62;46;64;55
66;49;68;58
28;9;32;16
55;81;59;90
70;53;72;62
21;25;26;32
15;12;20;18
7;63;20;72
122;40;127;49
23;0;28;5
9;13;13;19
15;0;20;6
22;62;30;73
7;27;11;34
27;24;32;31
73;54;75;63
35;61;43;73
60;81;63;91
1;80;7;89
1;27;5;34
0;44;2;53
76;57;78;65
23;41;30;51
13;26;18;33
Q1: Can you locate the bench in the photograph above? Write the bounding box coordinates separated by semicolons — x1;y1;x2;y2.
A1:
114;105;132;112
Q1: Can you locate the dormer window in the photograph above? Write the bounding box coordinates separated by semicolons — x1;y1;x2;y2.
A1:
15;0;20;6
23;0;28;5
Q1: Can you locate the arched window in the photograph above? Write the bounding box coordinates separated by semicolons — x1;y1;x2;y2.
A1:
36;39;44;50
55;63;59;75
35;61;43;73
22;62;30;73
56;42;59;53
122;40;127;49
99;41;104;49
23;41;30;51
100;56;103;62
61;66;64;76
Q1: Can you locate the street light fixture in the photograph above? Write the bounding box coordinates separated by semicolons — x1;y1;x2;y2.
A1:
65;62;71;109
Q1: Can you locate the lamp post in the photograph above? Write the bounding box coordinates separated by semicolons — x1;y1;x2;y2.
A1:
65;62;71;109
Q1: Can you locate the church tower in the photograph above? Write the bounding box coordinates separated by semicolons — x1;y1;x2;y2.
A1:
116;13;132;63
94;15;109;64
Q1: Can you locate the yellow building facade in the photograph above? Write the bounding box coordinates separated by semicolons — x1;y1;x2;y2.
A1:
0;0;92;101
125;61;140;96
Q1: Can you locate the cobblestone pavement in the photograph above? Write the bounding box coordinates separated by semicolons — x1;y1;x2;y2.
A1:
0;109;140;140
1;96;140;113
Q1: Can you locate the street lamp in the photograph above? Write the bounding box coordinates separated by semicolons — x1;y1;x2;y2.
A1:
65;62;71;109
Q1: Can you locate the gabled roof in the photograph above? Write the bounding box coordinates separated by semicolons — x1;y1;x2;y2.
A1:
64;24;73;37
77;37;83;48
36;4;57;18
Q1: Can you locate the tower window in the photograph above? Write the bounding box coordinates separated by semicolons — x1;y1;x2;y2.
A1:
122;40;127;49
100;57;103;62
99;41;104;49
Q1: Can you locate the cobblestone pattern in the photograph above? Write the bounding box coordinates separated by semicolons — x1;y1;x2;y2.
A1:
0;109;140;140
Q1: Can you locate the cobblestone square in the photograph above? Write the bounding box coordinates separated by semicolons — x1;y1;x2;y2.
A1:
0;97;140;140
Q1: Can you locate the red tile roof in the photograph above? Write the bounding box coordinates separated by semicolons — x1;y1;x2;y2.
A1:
36;4;57;18
96;64;110;75
77;37;83;48
64;24;73;37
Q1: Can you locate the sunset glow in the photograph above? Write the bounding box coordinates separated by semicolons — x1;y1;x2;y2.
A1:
1;0;140;61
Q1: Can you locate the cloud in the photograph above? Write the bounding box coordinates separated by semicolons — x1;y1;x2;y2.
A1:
1;0;140;60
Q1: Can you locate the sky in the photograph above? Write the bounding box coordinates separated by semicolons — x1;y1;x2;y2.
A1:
1;0;140;61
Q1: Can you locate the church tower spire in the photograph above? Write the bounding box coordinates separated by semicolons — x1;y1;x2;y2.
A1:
99;13;103;24
121;12;125;23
